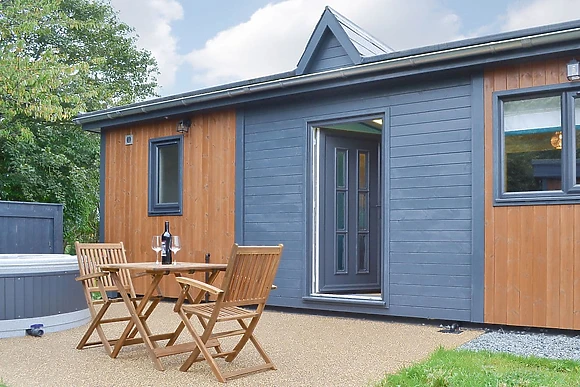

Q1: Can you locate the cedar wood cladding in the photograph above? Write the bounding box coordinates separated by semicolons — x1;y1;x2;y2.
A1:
103;110;236;297
484;57;580;330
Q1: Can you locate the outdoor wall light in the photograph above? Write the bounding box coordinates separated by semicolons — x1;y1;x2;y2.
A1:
176;118;191;133
567;59;580;81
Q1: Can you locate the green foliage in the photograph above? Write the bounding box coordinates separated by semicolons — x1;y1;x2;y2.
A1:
376;347;580;387
0;0;158;249
91;291;103;301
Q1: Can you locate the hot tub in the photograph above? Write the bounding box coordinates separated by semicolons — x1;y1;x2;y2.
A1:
0;254;90;338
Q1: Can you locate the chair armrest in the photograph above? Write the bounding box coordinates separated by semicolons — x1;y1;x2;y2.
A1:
75;272;108;282
176;277;224;295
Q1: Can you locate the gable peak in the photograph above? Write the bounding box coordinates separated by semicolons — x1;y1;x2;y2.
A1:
296;7;394;75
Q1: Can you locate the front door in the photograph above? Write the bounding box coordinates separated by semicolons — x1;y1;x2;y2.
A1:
319;131;381;293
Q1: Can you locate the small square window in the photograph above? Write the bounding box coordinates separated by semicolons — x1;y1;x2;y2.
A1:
148;135;183;215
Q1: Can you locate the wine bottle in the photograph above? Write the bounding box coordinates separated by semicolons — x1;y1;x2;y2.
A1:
161;221;172;265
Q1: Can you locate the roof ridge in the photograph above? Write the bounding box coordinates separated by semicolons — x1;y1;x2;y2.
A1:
325;6;394;54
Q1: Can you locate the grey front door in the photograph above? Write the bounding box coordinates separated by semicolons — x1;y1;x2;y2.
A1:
319;131;381;293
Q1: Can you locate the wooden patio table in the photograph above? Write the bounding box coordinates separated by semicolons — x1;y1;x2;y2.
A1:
98;262;227;371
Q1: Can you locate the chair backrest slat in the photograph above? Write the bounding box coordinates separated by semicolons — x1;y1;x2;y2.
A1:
75;242;136;297
220;244;283;306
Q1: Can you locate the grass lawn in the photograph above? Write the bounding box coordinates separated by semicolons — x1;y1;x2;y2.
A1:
377;347;580;387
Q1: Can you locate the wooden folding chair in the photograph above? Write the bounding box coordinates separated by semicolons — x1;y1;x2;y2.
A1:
174;243;284;383
74;242;161;356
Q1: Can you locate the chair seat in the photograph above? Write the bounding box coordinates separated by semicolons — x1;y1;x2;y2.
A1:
182;303;259;322
92;296;144;305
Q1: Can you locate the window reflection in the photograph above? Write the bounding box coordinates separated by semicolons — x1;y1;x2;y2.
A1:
157;144;179;203
504;96;562;192
336;149;346;188
358;152;368;189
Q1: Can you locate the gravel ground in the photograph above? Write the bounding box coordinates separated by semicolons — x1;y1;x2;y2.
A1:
0;302;482;387
459;329;580;361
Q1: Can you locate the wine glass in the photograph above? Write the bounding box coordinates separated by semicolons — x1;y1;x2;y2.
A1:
170;235;181;265
151;236;161;264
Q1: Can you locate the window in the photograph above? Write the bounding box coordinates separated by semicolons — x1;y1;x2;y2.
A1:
148;135;183;215
496;85;580;203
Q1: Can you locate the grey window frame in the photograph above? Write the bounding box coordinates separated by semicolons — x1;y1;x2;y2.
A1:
494;83;580;205
148;135;183;216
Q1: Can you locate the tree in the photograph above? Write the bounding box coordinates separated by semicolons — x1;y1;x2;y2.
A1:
0;0;158;251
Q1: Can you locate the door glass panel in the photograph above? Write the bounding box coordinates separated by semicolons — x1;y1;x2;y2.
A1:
336;192;346;230
357;234;368;273
336;234;346;273
336;149;347;188
358;193;367;231
335;147;348;274
359;152;368;189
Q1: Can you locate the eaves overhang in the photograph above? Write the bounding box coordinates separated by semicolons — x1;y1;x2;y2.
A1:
75;20;580;132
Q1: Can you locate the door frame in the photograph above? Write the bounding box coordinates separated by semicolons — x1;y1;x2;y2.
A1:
304;110;391;306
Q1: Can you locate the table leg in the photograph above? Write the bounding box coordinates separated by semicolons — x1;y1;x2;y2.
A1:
109;271;165;371
127;274;161;340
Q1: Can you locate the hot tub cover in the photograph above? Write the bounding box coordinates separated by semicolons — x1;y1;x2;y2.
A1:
0;254;79;275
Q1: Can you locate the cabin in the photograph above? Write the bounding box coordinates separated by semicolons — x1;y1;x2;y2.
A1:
75;7;580;330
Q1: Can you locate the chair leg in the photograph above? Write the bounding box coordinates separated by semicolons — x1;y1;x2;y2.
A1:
233;318;275;368
197;314;224;354
177;310;202;368
95;321;114;356
77;302;113;356
246;330;276;369
225;316;262;363
178;310;227;383
128;298;160;340
208;317;275;381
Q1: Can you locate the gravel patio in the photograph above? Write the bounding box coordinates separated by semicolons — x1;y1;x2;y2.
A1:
0;302;482;387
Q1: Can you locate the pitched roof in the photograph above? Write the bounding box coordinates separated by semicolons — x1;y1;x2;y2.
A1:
329;7;393;57
296;6;393;75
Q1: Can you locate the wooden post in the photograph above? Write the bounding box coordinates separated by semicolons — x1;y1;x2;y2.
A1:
205;253;210;303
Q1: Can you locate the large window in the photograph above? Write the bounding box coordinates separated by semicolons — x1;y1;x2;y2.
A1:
496;85;580;203
148;135;183;215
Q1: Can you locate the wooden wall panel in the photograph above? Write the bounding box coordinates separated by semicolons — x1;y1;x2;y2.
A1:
103;110;236;298
484;57;580;329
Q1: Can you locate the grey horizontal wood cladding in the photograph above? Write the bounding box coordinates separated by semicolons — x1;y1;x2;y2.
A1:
306;32;353;74
0;201;63;254
240;75;478;321
0;271;85;320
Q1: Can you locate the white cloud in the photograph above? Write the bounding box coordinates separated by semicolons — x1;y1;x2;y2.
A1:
110;0;183;92
185;0;463;88
501;0;580;31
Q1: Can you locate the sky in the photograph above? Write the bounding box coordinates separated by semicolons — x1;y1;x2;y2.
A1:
109;0;580;97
